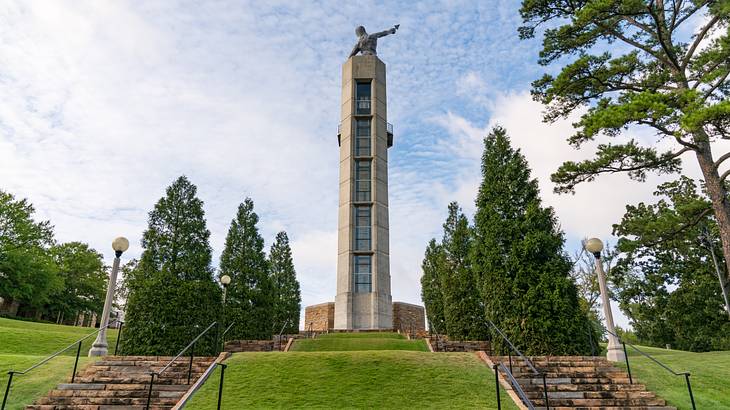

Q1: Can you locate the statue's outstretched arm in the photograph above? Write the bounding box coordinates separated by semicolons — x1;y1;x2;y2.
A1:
372;27;397;38
349;44;360;57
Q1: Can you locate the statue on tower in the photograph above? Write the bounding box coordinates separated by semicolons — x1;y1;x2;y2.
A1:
349;25;399;58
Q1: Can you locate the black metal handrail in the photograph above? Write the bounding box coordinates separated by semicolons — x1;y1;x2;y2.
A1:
487;320;549;410
2;319;121;410
276;319;290;351
493;363;535;410
605;329;696;410
145;321;217;409
219;322;235;353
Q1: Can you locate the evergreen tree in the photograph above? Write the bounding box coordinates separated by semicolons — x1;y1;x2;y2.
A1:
269;231;301;334
123;176;221;355
421;239;446;334
472;127;596;355
440;202;488;340
219;198;273;340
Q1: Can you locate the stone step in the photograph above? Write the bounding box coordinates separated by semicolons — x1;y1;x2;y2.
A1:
525;390;658;400
522;383;648;392
533;407;676;410
27;356;217;410
530;398;668;406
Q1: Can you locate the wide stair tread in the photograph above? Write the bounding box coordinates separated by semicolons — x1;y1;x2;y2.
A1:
490;355;676;410
25;356;215;410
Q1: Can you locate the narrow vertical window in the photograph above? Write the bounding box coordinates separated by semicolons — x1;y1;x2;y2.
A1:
354;255;372;293
354;206;371;250
355;81;371;115
354;160;371;202
355;119;371;156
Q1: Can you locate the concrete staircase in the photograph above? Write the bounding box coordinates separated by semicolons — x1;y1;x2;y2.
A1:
492;355;676;410
26;355;215;410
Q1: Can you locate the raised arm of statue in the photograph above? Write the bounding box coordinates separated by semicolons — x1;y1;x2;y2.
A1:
372;26;398;38
349;44;360;58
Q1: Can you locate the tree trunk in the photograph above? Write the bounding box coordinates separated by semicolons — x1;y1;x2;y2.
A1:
694;144;730;317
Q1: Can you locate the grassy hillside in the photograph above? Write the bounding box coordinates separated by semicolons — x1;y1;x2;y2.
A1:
616;344;730;410
0;317;119;410
186;351;516;409
290;332;428;352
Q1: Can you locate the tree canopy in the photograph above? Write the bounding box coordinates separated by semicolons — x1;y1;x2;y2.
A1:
219;198;273;340
123;176;221;355
269;231;301;335
520;0;730;303
472;126;598;355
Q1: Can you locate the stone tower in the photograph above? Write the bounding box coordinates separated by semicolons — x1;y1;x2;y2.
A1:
334;55;393;329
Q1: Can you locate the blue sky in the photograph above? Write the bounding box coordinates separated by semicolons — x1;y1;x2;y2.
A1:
2;1;722;329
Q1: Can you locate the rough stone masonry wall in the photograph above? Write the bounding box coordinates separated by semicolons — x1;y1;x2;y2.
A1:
304;302;335;331
224;340;275;352
392;302;426;333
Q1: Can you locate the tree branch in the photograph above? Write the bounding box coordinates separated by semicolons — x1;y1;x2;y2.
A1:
646;1;682;72
713;152;730;169
682;15;720;70
720;168;730;182
641;208;712;247
703;69;730;100
597;22;676;69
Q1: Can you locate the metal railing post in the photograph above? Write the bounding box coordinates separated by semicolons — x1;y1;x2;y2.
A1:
187;343;195;385
493;364;501;410
542;373;550;410
217;364;227;410
145;372;155;409
685;373;696;410
114;322;124;356
622;342;632;384
2;372;14;410
508;351;513;373
71;340;82;383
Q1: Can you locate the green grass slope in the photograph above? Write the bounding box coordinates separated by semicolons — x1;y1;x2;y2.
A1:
616;345;730;410
186;351;516;409
289;332;428;352
0;317;119;410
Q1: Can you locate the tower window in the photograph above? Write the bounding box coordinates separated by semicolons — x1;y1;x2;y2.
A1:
355;81;371;115
354;255;372;293
354;160;371;202
355;119;371;156
354;206;371;250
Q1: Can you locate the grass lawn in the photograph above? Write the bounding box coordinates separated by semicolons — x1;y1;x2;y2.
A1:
614;344;730;410
186;351;516;409
290;332;429;352
0;317;119;409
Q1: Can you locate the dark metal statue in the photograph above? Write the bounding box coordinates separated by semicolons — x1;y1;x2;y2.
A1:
349;25;399;58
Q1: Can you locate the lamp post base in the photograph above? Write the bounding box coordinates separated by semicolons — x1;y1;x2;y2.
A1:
606;345;626;362
88;340;108;357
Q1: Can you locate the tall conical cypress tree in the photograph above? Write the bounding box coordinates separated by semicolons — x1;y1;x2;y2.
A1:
440;202;488;340
219;198;273;340
269;231;301;334
421;239;446;334
472;127;597;355
123;176;221;355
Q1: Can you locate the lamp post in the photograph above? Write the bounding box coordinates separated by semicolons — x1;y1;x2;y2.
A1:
89;237;129;357
220;275;231;342
585;237;625;362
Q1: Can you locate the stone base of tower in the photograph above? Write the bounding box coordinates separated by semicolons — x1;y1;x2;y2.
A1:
333;291;392;330
304;301;423;332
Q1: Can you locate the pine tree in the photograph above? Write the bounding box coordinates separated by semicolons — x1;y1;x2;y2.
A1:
269;231;301;335
123;176;221;355
421;239;446;334
472;127;597;355
219;198;273;340
440;202;488;340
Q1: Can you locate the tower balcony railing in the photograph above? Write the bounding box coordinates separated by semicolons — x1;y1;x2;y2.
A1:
355;99;371;115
